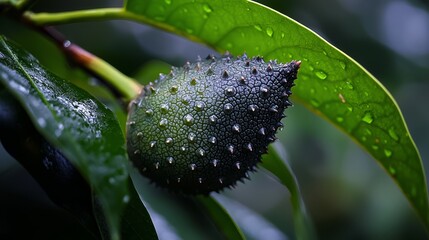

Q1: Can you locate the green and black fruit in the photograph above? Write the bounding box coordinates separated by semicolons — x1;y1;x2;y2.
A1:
127;54;300;194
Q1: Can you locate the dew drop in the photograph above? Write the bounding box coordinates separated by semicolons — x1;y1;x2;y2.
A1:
248;104;258;113
362;112;374;124
310;99;320;107
123;195;130;203
202;4;213;13
209;136;217;144
225;86;236;96
212;159;219;167
182;95;191;105
197;148;205;157
384;149;392;158
232;124;240;133
254;24;262;31
266;27;274;37
184;114;194;125
195;101;205;111
170;85;178;94
160;103;169;113
315;71;327;80
188;132;196;143
37;118;46;127
159;118;168;129
388;128;399;142
346;81;354;90
209;115;218;124
260;86;270;98
136;131;143;138
389;166;396;175
224;103;233;113
165;137;173;145
145;109;154;116
227;144;234;154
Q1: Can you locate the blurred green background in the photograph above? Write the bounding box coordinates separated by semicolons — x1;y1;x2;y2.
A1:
1;0;428;239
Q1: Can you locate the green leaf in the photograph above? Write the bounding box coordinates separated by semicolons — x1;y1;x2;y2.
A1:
261;142;315;240
124;0;428;228
121;180;158;240
195;196;245;240
0;35;128;239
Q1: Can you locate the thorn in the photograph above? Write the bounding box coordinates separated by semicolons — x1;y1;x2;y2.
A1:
222;70;229;78
246;143;253;152
252;66;258;75
235;162;241;170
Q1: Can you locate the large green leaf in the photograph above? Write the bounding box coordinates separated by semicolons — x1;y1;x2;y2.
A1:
261;142;315;240
123;0;428;227
0;35;128;239
195;196;245;240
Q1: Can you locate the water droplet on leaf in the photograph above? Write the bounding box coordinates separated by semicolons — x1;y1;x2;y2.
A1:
362;112;374;124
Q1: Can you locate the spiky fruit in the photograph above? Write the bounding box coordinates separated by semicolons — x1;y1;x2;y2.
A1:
127;54;300;194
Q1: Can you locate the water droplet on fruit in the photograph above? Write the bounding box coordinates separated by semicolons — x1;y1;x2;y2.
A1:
209;136;217;144
195;101;205;111
197;148;205;157
182;95;191;105
184;114;194;125
232;124;240;133
209;115;218;124
212;159;218;167
188;132;196;142
145;109;154;116
225;86;236;96
165;137;173;145
170;85;178;94
159;119;168;129
224;103;233;113
160;103;169;113
248;104;258;113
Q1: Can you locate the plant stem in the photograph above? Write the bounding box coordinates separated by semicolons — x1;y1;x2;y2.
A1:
23;8;208;48
39;26;142;101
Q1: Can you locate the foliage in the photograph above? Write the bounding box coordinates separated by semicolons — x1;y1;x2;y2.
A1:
0;0;427;239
